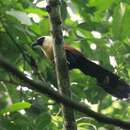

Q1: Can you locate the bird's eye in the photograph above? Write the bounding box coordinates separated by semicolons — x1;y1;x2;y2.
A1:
37;37;45;45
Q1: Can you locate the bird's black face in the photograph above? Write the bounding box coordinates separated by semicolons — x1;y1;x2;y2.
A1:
32;36;45;47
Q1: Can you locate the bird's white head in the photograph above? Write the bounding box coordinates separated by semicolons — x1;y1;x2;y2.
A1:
32;36;54;60
32;36;53;47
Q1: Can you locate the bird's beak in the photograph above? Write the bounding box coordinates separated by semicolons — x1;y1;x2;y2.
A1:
32;42;38;48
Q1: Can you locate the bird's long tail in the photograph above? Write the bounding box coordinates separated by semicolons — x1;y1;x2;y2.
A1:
77;55;130;99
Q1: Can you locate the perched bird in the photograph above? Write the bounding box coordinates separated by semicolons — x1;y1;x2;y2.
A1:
32;36;130;99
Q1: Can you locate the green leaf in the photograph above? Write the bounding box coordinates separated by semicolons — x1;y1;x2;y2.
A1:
35;112;51;129
89;0;114;11
25;7;48;16
112;3;130;39
0;102;31;115
6;9;32;25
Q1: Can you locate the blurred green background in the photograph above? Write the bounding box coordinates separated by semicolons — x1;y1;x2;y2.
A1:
0;0;130;129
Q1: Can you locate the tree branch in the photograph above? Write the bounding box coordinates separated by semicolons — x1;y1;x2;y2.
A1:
47;0;77;130
0;55;130;129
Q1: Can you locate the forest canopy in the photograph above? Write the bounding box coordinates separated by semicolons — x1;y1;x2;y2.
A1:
0;0;130;130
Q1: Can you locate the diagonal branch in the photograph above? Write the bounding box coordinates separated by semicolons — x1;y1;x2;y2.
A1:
0;55;130;129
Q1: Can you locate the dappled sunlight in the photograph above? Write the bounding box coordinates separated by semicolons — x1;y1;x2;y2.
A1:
91;31;102;39
1;0;130;129
67;6;82;22
109;56;117;68
28;13;41;23
90;43;97;50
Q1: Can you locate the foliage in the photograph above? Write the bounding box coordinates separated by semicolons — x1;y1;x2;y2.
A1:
0;0;130;130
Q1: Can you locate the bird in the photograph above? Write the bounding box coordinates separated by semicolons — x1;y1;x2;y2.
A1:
32;36;130;99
